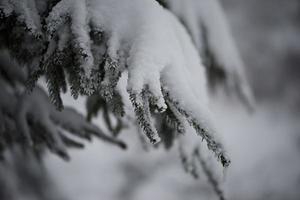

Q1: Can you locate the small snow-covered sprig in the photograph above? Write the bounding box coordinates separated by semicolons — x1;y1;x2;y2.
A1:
45;0;97;95
164;91;230;167
99;55;123;101
129;90;161;144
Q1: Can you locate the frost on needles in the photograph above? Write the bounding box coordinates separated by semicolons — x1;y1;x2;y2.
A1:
0;1;257;199
0;0;239;167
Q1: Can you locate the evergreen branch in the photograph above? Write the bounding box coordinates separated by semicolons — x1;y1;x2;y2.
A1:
100;55;122;100
194;147;226;200
50;107;127;149
44;50;67;110
129;90;161;144
164;91;230;167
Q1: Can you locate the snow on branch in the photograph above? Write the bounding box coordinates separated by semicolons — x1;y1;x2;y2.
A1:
166;0;255;110
0;0;232;166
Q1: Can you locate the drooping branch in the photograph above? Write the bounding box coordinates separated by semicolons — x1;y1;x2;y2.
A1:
0;0;232;167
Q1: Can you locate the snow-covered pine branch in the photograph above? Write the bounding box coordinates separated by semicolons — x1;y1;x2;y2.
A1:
164;0;255;110
0;0;232;167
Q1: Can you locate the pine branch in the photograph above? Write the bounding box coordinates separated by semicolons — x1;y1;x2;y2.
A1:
0;0;237;172
164;91;230;167
100;55;122;100
194;147;226;200
44;49;67;110
129;90;161;144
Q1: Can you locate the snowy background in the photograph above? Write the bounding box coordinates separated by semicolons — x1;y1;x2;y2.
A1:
45;1;300;200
